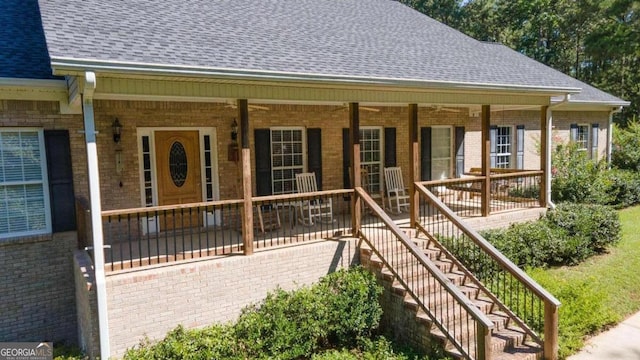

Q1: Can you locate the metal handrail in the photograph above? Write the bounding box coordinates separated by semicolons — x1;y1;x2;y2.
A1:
355;187;494;359
415;183;559;305
415;182;560;359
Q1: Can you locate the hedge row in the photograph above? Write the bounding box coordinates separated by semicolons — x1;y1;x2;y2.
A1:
481;203;621;268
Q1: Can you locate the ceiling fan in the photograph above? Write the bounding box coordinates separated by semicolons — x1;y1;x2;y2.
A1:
425;105;461;113
333;104;381;112
224;102;270;111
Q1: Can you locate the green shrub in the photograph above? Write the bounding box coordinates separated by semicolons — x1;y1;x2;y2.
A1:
311;336;440;360
545;203;621;253
529;269;620;359
551;143;611;205
53;344;86;360
234;286;329;359
317;267;383;346
480;203;621;268
124;325;240;360
601;169;640;209
612;121;640;171
481;222;568;268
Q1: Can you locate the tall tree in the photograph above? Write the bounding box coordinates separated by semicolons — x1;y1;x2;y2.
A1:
404;0;639;125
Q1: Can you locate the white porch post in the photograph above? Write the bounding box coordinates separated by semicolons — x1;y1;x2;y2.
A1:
545;106;553;208
82;71;111;358
607;110;614;165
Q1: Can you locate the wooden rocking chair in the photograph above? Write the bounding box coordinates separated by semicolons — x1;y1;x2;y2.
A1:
384;167;410;213
295;172;333;225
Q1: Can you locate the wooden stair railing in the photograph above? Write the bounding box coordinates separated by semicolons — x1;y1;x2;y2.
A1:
355;187;494;359
415;182;560;360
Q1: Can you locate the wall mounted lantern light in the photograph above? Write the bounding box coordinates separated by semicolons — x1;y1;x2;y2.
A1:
231;118;238;142
112;118;123;144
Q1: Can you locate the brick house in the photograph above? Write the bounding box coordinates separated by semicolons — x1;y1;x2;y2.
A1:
0;0;628;359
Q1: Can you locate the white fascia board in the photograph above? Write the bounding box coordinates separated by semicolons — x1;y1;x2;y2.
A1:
50;57;582;96
552;100;630;111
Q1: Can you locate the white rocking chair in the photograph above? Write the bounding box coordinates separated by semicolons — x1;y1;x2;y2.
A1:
384;167;410;213
295;172;333;225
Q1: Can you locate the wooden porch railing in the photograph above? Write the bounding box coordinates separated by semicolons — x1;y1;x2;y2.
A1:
415;183;560;360
355;187;494;360
75;196;91;250
97;189;353;271
421;170;543;217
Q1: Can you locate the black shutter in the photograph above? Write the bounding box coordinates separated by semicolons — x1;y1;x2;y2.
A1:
455;126;465;177
420;127;432;181
254;129;272;196
384;127;396;168
490;126;498;168
591;123;599;159
570;123;578;142
516;125;525;169
342;128;350;189
44;130;76;232
307;128;322;190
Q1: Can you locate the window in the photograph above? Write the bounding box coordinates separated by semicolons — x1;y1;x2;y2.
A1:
0;130;50;238
575;124;589;152
494;126;512;169
431;127;452;180
360;127;383;194
271;128;304;195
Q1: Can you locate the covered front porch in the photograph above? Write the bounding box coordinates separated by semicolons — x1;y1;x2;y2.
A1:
72;72;564;359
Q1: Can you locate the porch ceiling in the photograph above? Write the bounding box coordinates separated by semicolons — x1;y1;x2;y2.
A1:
83;75;553;107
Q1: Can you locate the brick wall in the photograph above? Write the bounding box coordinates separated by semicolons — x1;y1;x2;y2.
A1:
74;251;100;359
100;238;359;358
0;100;86;345
464;109;610;171
0;232;77;344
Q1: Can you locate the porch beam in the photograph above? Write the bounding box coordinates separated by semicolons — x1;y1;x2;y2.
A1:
82;71;111;359
539;105;549;207
349;103;361;235
481;105;491;217
238;99;254;255
408;103;419;228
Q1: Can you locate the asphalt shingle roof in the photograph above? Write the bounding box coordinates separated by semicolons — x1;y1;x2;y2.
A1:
0;0;58;79
31;0;625;104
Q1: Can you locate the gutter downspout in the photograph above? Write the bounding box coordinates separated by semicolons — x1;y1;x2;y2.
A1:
82;71;111;359
546;94;571;210
607;106;624;165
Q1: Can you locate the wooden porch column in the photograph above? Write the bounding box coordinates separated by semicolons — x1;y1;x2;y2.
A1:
349;103;361;236
544;301;560;360
539;105;549;208
238;99;254;255
481;105;491;217
408;104;419;228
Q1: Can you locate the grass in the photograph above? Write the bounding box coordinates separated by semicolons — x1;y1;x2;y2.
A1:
528;205;640;358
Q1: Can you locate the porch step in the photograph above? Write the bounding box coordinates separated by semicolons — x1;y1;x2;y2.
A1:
360;234;543;360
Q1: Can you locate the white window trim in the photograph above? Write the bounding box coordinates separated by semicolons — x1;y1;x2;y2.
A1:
0;128;52;239
495;125;514;169
431;125;453;179
576;124;590;152
359;126;384;194
270;126;306;195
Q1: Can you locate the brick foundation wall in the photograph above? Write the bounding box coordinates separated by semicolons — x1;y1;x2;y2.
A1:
0;232;77;344
74;251;100;359
98;238;360;358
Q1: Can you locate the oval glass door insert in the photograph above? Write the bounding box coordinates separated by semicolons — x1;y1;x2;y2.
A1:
169;141;188;187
